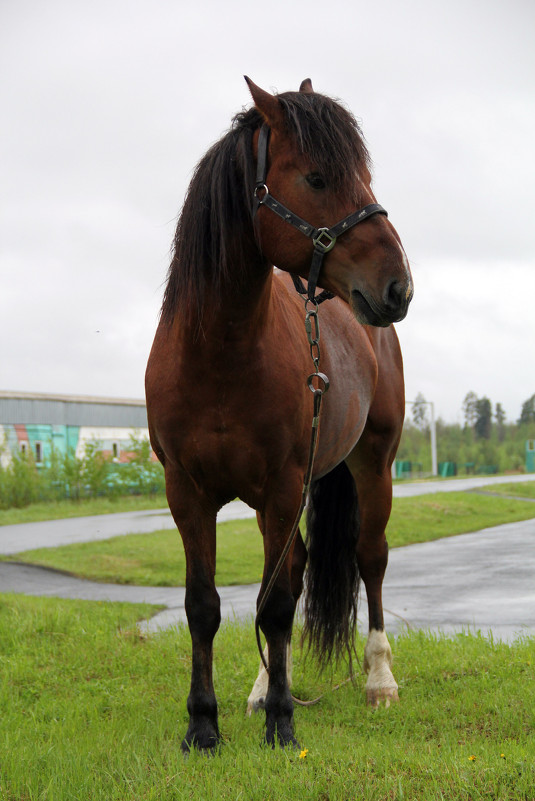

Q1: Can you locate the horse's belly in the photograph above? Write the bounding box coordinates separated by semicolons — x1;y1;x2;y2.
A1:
312;314;378;476
313;384;373;477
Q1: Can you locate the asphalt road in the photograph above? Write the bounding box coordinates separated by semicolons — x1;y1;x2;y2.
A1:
0;500;253;556
1;474;534;641
2;474;535;556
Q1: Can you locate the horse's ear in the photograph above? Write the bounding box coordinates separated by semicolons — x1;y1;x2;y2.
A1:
244;76;284;129
299;78;314;93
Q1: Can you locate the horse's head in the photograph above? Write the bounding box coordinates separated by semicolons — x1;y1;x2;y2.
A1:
246;77;413;327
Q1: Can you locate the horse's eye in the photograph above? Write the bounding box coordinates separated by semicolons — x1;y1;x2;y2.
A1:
306;173;326;190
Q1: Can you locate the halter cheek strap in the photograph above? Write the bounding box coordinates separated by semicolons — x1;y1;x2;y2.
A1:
253;123;388;303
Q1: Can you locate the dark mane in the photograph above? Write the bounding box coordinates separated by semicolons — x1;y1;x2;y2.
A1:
161;90;371;326
276;90;370;194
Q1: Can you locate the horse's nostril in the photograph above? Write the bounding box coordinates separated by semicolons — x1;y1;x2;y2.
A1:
385;280;404;310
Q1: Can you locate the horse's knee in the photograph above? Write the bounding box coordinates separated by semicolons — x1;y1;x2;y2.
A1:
185;585;221;639
258;587;295;638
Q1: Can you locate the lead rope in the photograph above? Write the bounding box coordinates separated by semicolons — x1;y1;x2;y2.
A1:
254;295;330;706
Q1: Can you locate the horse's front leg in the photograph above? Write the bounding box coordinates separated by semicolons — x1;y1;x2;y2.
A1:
166;472;221;753
247;528;306;715
255;496;304;748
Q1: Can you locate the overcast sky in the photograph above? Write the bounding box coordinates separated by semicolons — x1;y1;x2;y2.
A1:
1;0;534;423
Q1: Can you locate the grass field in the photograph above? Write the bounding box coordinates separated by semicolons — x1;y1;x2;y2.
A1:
0;493;168;527
0;593;533;800
4;488;535;587
476;482;535;500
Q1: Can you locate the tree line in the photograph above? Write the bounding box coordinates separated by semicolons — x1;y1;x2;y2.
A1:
398;392;535;475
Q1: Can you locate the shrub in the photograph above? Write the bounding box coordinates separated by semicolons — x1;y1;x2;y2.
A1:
0;434;165;509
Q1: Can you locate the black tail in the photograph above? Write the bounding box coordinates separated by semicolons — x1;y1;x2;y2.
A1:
303;461;360;670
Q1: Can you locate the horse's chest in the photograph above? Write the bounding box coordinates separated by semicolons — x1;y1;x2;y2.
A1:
162;384;300;481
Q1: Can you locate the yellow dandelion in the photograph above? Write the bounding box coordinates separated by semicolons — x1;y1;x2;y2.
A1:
500;753;505;759
299;748;309;760
468;755;476;761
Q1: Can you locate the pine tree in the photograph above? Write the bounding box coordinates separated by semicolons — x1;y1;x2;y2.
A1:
462;391;478;428
495;403;506;442
518;394;535;425
474;397;492;440
412;392;428;430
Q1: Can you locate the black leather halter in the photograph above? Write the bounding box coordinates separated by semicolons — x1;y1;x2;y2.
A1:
253;123;388;303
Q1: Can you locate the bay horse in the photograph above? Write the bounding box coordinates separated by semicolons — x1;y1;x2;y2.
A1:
145;77;413;752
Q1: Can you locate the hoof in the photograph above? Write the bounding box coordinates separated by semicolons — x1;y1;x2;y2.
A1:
265;715;299;750
264;732;300;750
181;739;221;757
364;629;399;710
366;686;399;709
246;694;266;716
181;725;221;756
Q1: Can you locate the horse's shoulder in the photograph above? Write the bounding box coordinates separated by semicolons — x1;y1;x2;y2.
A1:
363;324;402;365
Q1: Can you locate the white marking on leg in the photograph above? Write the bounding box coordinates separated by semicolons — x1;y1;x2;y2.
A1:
246;643;293;716
363;629;399;708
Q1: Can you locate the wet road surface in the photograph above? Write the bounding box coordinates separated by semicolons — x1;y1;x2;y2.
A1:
1;515;533;641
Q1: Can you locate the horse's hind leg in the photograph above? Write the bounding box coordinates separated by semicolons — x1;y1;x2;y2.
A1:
246;642;293;716
166;471;221;753
346;436;399;708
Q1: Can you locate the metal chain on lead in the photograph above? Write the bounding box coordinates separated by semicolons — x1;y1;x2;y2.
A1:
305;300;321;372
303;296;330;399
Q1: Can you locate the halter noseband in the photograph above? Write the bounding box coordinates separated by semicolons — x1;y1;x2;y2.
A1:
253;123;388;304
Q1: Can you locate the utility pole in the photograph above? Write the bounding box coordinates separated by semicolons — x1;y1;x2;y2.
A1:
429;401;438;476
405;399;438;477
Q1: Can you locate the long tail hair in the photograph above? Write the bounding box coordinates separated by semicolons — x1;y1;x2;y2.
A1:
303;461;360;670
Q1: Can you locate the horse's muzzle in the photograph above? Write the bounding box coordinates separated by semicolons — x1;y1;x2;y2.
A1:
383;278;413;321
351;282;413;327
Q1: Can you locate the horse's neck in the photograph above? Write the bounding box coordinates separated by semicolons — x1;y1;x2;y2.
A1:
181;262;276;359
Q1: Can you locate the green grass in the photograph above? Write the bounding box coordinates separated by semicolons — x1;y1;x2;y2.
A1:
4;490;535;587
0;593;533;800
0;493;168;526
475;481;535;500
2;518;263;587
388;488;535;547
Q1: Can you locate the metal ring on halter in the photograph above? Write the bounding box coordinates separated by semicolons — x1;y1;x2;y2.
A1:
254;184;269;202
304;297;319;313
307;372;330;394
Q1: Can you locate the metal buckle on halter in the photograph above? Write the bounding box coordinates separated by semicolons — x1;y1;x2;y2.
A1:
312;228;337;253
